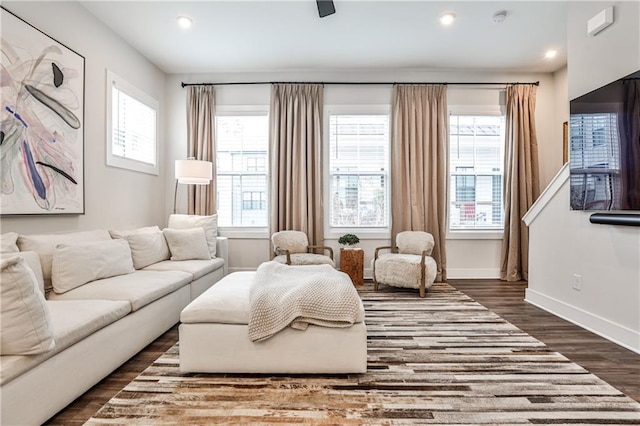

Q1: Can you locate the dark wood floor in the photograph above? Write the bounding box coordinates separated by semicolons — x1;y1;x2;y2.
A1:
46;279;640;425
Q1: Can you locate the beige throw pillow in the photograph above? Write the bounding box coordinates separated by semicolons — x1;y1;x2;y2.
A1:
1;257;55;355
125;231;170;269
1;232;19;253
109;225;161;240
17;229;112;293
167;214;217;257
51;239;135;294
0;251;46;295
109;226;169;269
163;228;211;261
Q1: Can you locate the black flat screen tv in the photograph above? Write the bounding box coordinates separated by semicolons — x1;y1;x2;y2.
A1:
569;70;640;211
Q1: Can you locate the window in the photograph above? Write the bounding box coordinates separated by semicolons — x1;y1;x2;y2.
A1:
242;191;266;210
106;71;158;175
327;110;390;232
449;114;505;231
215;112;269;228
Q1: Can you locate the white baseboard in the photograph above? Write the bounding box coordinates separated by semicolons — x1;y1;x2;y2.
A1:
525;288;640;354
447;268;501;279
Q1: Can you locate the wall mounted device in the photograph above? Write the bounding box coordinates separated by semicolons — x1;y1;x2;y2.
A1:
590;213;640;227
587;6;614;36
317;0;335;18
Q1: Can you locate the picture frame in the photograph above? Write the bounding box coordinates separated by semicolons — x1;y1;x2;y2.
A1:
0;7;85;215
563;121;569;164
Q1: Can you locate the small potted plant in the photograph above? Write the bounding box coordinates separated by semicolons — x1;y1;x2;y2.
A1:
338;233;360;249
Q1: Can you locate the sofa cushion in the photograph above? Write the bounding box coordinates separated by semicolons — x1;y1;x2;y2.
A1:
48;270;192;312
17;229;112;293
143;258;225;280
0;251;45;295
168;214;217;257
125;231;170;269
0;299;131;385
373;253;438;289
51;239;135;294
1;232;19;252
163;228;211;261
1;257;55;355
181;272;255;325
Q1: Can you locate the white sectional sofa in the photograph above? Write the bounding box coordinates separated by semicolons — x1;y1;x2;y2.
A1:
0;217;227;426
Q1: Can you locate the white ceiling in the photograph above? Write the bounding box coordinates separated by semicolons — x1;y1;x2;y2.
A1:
80;1;568;75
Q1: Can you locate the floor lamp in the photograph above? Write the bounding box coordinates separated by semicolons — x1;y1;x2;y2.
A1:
173;158;213;214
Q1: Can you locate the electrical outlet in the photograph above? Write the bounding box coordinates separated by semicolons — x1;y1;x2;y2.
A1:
572;274;582;291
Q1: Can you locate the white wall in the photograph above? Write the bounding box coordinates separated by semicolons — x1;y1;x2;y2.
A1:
526;1;640;353
165;69;561;276
0;2;167;235
526;168;640;353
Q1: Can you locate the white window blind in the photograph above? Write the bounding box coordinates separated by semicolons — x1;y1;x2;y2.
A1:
106;71;158;175
328;114;389;228
449;114;505;230
216;114;269;227
111;87;156;165
569;113;620;210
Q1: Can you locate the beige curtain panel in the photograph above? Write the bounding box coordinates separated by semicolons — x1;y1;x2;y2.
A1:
269;84;324;246
501;84;540;281
186;86;216;215
391;84;449;282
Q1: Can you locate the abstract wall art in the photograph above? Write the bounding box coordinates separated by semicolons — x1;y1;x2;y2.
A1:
1;7;85;215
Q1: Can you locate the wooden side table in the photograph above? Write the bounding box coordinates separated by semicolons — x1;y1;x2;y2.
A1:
340;248;364;286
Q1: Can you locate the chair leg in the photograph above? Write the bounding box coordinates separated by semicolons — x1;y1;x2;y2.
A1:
373;262;379;291
419;265;426;298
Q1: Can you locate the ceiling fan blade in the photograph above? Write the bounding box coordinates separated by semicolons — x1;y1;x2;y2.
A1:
317;0;335;18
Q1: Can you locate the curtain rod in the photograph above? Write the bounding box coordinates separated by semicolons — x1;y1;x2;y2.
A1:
180;81;539;88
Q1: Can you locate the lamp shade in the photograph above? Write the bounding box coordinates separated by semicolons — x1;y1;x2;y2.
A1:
175;159;212;185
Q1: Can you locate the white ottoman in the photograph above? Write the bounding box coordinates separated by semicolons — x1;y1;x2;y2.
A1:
179;272;367;374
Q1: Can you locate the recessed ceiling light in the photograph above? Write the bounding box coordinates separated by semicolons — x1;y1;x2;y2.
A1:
545;49;558;59
440;12;456;26
176;15;192;29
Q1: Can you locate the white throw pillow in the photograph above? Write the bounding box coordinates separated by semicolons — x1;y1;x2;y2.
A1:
51;239;135;294
125;231;170;269
163;228;211;261
17;229;112;293
167;214;217;257
109;225;161;240
1;257;55;355
0;251;45;295
1;232;19;253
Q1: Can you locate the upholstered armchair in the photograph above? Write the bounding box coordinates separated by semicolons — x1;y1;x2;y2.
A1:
271;230;335;267
372;231;438;297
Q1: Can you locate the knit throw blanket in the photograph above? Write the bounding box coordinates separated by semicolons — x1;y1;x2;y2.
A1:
248;262;364;342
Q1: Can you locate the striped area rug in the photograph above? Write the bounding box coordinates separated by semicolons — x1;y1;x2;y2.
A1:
87;283;640;424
